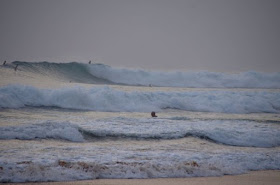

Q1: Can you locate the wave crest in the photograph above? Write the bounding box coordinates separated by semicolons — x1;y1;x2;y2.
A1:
8;61;280;88
1;119;279;148
0;122;84;142
0;85;279;113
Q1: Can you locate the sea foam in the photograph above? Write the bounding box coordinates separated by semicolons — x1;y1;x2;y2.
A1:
1;143;279;182
1;118;279;148
88;64;280;88
0;122;84;142
0;85;279;113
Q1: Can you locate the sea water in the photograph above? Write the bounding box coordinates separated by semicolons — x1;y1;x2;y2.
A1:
0;61;279;182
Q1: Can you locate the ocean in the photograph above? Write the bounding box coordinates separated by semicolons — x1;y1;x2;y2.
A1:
0;61;280;182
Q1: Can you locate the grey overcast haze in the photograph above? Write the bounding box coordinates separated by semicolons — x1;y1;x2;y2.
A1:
0;0;280;72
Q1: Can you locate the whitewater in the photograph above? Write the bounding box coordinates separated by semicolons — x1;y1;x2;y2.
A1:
0;61;280;182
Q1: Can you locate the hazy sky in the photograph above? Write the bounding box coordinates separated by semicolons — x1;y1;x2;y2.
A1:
0;0;279;72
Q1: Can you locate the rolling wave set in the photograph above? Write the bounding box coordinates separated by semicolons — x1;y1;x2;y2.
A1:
0;61;279;182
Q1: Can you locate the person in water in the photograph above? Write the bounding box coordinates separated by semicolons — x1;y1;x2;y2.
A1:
3;61;6;65
89;60;91;64
151;111;157;117
14;64;19;71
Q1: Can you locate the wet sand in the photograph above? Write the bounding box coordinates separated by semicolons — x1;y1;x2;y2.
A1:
2;170;280;185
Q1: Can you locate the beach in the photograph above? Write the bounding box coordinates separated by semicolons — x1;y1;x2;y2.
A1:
2;170;280;185
1;0;280;184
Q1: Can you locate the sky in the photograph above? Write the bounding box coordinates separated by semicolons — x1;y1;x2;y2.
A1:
0;0;279;72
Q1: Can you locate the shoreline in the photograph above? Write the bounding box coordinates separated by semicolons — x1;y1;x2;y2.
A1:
2;170;280;185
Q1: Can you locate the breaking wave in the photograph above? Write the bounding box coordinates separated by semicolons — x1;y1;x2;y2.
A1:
11;61;114;84
0;120;280;148
7;61;280;88
0;85;279;113
0;122;84;142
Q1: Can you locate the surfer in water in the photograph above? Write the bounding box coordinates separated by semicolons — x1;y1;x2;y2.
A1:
14;64;19;71
89;60;91;64
151;111;157;117
3;61;6;65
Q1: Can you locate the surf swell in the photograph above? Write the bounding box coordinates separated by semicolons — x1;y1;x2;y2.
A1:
1;120;279;148
0;122;84;142
12;61;114;84
0;85;279;113
7;61;280;88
